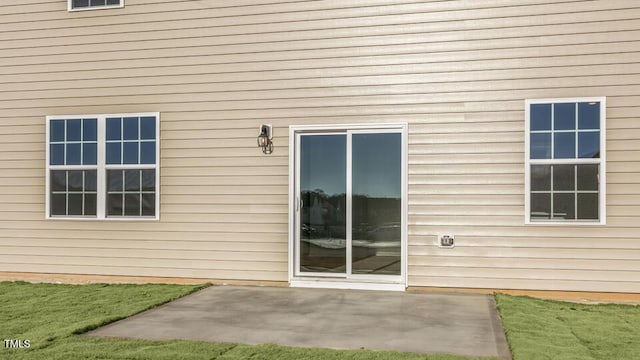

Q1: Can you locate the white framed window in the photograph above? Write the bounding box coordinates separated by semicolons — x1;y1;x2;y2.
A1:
525;97;606;225
68;0;123;11
46;113;160;220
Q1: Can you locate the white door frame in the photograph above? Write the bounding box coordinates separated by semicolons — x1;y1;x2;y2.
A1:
288;123;408;291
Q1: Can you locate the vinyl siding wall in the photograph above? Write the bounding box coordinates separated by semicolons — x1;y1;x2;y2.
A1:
0;0;639;292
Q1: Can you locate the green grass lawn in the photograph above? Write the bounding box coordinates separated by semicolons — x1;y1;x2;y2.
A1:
495;294;640;360
0;281;485;360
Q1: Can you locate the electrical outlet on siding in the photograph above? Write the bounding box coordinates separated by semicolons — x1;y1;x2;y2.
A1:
438;234;455;248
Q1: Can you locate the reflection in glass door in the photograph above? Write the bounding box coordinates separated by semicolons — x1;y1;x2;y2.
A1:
296;129;403;280
351;133;401;275
299;134;347;273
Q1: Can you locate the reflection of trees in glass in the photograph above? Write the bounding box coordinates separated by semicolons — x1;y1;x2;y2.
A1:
301;190;400;242
301;190;345;240
353;194;401;242
352;194;401;274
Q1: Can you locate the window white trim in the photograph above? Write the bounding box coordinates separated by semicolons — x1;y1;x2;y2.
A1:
524;97;606;225
288;123;408;290
68;0;124;12
45;113;160;221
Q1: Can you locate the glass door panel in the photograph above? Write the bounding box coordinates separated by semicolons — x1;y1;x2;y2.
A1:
351;133;402;275
299;134;347;273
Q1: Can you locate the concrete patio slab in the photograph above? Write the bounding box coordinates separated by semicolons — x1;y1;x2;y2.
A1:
86;286;511;359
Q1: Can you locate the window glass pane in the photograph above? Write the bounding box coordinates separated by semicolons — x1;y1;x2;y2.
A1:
73;0;89;7
124;194;140;216
85;170;97;192
577;193;599;220
140;117;156;140
50;120;65;142
107;194;123;216
531;165;551;191
140;142;156;164
530;193;550;220
123;117;139;140
83;143;97;165
123;142;139;164
351;133;401;275
578;102;600;130
554;103;576;130
84;194;97;216
142;193;155;216
578;132;600;158
142;169;155;191
107;170;123;192
530;133;551;159
83;119;97;141
553;165;575;191
554;133;575;159
68;194;83;215
51;171;66;192
50;144;64;165
300;134;347;273
125;170;140;191
106;143;122;164
66;143;81;165
530;104;551;131
577;164;599;191
90;0;106;5
553;193;575;220
68;171;83;191
66;119;82;141
106;118;121;140
107;0;120;4
51;194;66;216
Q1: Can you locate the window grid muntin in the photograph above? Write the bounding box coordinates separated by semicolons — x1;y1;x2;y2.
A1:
50;170;98;217
530;102;600;160
106;116;156;165
530;164;599;221
49;118;98;166
106;169;156;217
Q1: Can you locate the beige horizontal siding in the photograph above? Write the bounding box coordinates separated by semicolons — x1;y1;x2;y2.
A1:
1;1;629;30
0;263;287;282
0;0;639;291
0;221;287;234
4;17;640;60
7;10;639;50
408;276;640;293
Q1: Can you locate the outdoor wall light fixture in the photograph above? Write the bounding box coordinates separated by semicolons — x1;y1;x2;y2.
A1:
257;124;273;154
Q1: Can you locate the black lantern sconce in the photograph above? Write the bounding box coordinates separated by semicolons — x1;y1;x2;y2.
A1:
257;124;273;154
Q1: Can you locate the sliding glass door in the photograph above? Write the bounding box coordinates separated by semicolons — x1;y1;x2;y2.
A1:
295;128;404;282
